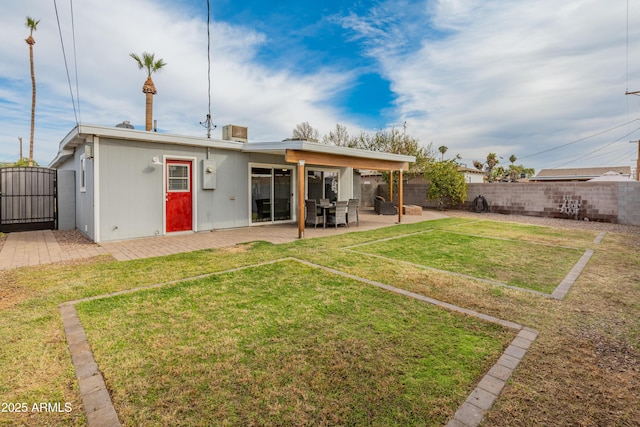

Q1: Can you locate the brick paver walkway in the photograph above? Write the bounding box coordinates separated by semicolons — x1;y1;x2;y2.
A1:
0;209;446;268
0;230;107;270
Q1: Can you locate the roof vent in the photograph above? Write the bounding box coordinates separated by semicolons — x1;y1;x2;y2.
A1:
115;121;134;129
222;125;248;143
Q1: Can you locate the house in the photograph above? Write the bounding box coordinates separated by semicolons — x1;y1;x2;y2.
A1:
458;166;485;183
49;124;413;242
529;166;633;182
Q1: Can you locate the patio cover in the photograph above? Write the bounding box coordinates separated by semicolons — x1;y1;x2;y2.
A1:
242;140;415;238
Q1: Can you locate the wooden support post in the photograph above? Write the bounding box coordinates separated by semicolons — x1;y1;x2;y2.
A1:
389;170;393;203
297;160;305;239
398;169;403;223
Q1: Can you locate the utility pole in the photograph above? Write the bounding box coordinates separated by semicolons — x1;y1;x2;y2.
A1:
624;88;640;179
636;140;640;181
18;137;23;161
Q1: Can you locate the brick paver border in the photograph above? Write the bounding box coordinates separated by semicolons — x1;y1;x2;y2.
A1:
60;257;538;427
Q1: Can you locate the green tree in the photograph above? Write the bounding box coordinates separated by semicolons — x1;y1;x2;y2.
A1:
25;16;40;167
0;158;39;168
292;121;319;141
508;154;518;181
130;52;166;131
423;159;467;209
486;152;500;182
438;145;448;161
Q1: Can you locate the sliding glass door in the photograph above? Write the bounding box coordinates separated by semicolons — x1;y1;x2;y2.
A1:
251;166;292;223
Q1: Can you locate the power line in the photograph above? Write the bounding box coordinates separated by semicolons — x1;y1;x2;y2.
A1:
552;125;640;168
199;0;215;138
518;117;640;160
70;0;81;123
53;0;79;125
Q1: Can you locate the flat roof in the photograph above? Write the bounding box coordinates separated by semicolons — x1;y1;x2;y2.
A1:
50;124;415;168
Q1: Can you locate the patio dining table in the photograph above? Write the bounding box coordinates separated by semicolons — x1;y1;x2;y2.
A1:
317;202;335;229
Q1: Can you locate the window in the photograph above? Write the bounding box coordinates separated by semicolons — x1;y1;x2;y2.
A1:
168;164;190;192
80;155;86;193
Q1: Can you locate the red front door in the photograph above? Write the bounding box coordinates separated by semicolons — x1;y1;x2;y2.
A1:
166;160;193;232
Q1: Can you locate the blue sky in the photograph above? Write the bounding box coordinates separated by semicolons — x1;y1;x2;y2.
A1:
2;0;640;175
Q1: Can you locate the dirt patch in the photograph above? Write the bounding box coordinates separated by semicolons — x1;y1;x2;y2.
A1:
53;229;99;250
0;274;32;310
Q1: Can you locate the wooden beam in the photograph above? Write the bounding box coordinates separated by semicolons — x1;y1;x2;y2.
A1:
297;160;305;238
285;150;409;171
398;169;403;223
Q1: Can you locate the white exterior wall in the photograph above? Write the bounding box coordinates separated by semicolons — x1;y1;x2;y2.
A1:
95;138;303;242
57;145;96;240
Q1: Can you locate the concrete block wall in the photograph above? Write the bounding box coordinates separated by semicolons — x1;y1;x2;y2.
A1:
361;181;640;225
617;182;640;225
465;182;640;225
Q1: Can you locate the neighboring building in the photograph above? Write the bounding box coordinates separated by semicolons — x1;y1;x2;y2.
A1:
49;124;413;242
529;166;632;182
458;166;485;183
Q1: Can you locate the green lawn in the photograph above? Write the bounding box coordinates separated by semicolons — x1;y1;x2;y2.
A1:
349;229;585;293
1;217;630;427
76;259;513;426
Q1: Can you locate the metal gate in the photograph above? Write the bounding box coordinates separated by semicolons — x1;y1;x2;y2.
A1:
0;167;57;232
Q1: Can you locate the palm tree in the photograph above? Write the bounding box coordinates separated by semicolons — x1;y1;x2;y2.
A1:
130;52;166;131
508;154;518;181
438;145;448;161
486;152;500;182
25;16;40;167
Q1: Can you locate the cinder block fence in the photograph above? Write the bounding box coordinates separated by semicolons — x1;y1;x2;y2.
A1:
368;181;640;226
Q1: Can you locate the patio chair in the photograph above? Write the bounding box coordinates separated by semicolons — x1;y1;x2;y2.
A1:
305;200;324;228
374;196;397;215
327;200;348;228
347;199;359;226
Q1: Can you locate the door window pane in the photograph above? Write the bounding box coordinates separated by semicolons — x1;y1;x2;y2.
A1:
251;167;292;223
307;171;323;202
251;168;272;223
168;164;190;192
273;169;291;221
307;170;338;202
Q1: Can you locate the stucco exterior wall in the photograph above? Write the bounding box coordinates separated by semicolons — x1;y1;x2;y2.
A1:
56;170;76;231
57;145;95;240
88;138;358;242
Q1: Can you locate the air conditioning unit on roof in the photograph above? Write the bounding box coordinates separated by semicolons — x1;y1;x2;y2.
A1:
222;125;248;143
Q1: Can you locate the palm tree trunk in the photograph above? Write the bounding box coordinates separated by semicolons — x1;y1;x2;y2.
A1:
28;38;36;167
145;92;153;131
142;76;157;131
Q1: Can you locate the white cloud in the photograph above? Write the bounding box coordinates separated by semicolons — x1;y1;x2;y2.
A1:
0;0;358;163
343;0;640;171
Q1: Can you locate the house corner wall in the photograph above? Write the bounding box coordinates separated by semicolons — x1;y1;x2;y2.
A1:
56;170;76;230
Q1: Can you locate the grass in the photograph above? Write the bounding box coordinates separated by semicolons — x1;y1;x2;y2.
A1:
76;260;512;426
349;229;585;293
0;215;638;426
